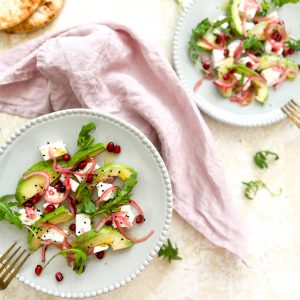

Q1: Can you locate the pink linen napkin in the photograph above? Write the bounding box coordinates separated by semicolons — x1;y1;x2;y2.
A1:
0;23;247;260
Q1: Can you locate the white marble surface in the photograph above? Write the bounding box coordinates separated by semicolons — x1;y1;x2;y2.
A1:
1;1;300;299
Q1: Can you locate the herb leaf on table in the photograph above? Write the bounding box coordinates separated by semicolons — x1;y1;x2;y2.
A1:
158;239;182;263
254;150;279;169
243;180;281;200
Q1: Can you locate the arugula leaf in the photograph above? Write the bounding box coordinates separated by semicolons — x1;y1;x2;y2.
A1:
286;39;300;51
77;122;96;150
44;248;87;274
158;239;182;263
257;0;270;16
76;184;96;214
212;17;230;28
242;180;281;200
243;36;263;52
94;173;137;217
189;18;212;63
254;150;279;169
271;0;299;7
0;194;22;229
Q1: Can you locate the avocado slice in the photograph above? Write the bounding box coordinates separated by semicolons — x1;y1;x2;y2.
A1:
73;226;133;251
228;0;243;36
252;77;269;104
248;21;269;40
197;31;219;51
257;55;299;79
28;206;73;251
217;58;235;97
16;161;60;206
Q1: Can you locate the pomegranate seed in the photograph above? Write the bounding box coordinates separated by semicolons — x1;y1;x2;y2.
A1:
44;204;56;213
272;47;278;52
69;223;76;232
105;220;112;225
86;174;93;183
32;194;41;204
59;185;66;193
106;142;115;152
35;265;42;276
24;200;33;208
55;272;63;282
203;63;210;70
230;30;235;37
229;68;236;74
54;182;62;190
215;35;223;44
288;48;295;55
253;20;258;24
113;145;121;154
62;153;71;161
135;214;144;224
224;49;229;57
96;251;105;260
78;161;87;169
223;74;230;80
298;64;300;70
71;199;79;206
246;62;253;68
282;49;289;57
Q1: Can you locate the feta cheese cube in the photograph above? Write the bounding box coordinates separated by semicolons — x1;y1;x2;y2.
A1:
60;175;79;192
19;208;42;226
41;228;66;243
96;182;115;201
76;214;91;236
261;68;281;86
212;49;226;67
264;41;283;55
44;186;64;202
239;0;257;20
39;141;67;161
93;245;109;253
228;40;241;57
74;162;100;183
234;73;242;81
245;22;255;31
113;205;135;228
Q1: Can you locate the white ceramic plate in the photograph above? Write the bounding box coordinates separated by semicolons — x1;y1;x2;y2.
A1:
173;0;300;127
0;109;173;298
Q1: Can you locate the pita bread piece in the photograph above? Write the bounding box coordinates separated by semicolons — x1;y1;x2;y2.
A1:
5;0;64;34
0;0;42;30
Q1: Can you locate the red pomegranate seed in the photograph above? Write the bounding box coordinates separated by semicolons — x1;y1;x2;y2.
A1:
203;63;210;70
54;182;62;191
32;194;41;204
62;153;71;161
105;220;113;225
44;204;56;213
59;185;66;193
69;223;76;232
96;251;105;260
113;145;121;154
224;49;229;57
55;272;63;282
24;200;33;208
71;198;79;206
215;35;223;44
223;74;230;80
288;48;295;55
35;265;42;276
135;214;144;224
229;68;236;74
272;47;278;52
78;161;87;170
106;142;115;152
253;20;258;24
298;64;300;70
246;62;253;68
282;49;289;57
86;174;93;183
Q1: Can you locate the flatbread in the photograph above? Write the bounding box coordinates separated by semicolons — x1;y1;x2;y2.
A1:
5;0;64;34
0;0;42;30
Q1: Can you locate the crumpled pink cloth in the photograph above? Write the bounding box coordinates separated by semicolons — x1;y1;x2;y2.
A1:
0;23;247;259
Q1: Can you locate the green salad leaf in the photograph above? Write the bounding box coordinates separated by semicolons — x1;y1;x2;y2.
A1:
0;194;22;229
77;122;96;149
286;39;300;51
76;184;96;214
44;248;87;274
258;0;271;16
243;36;263;52
212;17;231;28
271;0;299;7
158;239;182;263
242;180;281;200
254;150;279;169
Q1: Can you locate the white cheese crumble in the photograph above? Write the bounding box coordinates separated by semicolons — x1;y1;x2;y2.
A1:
245;22;255;31
74;162;100;183
39;141;67;161
44;186;64;202
212;49;226;67
96;182;115;201
93;245;109;253
234;73;242;81
228;40;241;57
41;228;67;243
19;208;42;226
261;68;282;86
264;41;283;55
112;205;135;228
60;175;79;192
76;214;91;236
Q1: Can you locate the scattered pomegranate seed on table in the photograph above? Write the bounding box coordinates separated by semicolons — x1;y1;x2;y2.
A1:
55;272;64;282
86;174;93;183
35;265;43;276
44;204;56;213
69;223;76;232
96;251;105;260
62;153;71;161
113;145;121;154
106;142;115;152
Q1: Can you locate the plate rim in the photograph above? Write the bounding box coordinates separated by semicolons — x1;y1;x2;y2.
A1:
173;0;287;127
0;108;173;298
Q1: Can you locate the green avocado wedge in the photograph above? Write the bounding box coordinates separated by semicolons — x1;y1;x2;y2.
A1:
27;206;73;251
197;31;219;51
228;0;243;36
73;227;134;251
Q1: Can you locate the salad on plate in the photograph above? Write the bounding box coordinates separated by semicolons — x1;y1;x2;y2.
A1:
0;122;153;280
189;0;300;106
